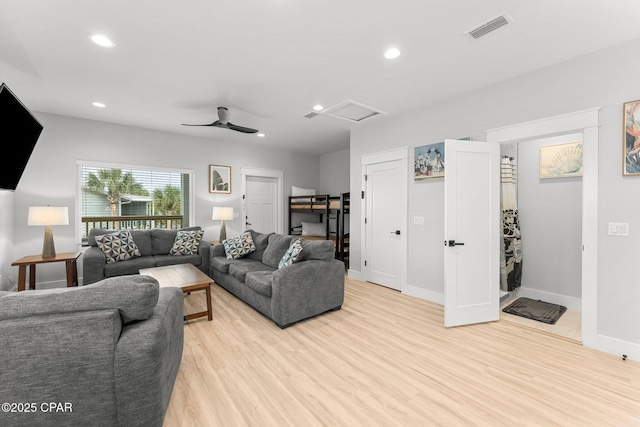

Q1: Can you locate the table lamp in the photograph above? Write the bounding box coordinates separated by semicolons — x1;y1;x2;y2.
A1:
28;206;69;258
212;206;234;241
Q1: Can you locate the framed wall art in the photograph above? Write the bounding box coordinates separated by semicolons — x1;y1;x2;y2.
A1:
414;142;445;180
209;164;231;194
539;141;583;179
623;99;640;176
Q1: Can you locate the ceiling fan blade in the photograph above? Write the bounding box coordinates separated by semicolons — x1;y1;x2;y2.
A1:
181;120;223;127
227;122;259;133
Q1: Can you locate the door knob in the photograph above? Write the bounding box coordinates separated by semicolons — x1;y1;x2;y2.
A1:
390;230;401;235
446;240;465;247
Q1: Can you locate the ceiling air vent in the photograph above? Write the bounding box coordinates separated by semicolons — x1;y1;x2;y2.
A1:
467;13;513;40
322;99;387;123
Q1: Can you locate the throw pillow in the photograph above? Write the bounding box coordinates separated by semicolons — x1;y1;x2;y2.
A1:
223;231;256;259
169;229;204;256
95;230;142;264
278;239;304;269
301;221;326;237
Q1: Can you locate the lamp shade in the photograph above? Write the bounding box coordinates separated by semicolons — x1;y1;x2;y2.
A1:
212;206;234;221
28;206;69;226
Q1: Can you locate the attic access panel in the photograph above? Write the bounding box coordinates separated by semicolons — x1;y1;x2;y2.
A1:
322;100;387;123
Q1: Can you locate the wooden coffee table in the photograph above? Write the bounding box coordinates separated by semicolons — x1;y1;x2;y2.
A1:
139;263;213;322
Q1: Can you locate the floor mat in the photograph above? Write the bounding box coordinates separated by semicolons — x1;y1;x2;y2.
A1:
502;297;567;325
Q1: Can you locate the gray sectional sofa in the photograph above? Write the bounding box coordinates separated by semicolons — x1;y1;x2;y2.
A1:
83;226;210;285
0;275;183;427
210;229;345;328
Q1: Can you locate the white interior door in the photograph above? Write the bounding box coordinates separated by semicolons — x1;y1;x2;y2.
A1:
245;176;277;233
444;139;500;327
365;160;404;290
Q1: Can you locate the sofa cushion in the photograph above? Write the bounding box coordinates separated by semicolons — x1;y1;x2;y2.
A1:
228;259;275;282
105;256;157;278
154;254;201;268
95;230;142;264
244;229;274;261
223;231;256;259
245;271;273;297
169;229;204;256
278;238;303;269
0;275;159;324
262;234;295;268
298;239;335;261
151;227;201;255
211;256;235;274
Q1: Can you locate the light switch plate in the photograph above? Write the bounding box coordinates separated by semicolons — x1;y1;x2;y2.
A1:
608;222;629;236
413;216;425;225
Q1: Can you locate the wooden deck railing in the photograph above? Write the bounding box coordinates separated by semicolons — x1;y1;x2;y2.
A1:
81;215;184;239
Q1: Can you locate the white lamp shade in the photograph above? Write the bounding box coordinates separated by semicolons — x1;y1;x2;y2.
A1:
28;206;69;226
212;206;234;221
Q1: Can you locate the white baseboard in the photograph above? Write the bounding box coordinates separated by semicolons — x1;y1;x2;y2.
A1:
402;284;443;305
347;269;364;281
593;334;640;363
516;286;582;310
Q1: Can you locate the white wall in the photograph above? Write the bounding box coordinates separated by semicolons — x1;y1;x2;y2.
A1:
318;148;350;195
0;191;15;291
350;36;640;353
8;113;320;287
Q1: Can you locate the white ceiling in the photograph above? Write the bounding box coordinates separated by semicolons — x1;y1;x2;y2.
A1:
2;0;640;155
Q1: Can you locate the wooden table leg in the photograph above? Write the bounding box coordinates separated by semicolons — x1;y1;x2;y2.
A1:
17;265;26;292
66;260;77;287
29;264;36;290
206;284;213;321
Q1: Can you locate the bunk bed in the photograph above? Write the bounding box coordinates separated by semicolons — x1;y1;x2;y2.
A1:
288;192;349;268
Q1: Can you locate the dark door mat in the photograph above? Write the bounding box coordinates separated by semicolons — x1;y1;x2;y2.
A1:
502;297;567;325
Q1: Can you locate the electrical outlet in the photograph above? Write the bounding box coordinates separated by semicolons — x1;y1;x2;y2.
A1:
608;222;629;236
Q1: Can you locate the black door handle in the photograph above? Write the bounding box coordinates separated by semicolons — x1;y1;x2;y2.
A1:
390;230;400;235
446;240;465;247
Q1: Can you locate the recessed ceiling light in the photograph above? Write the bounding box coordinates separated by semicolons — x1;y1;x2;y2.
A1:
384;47;401;59
257;133;265;138
313;104;324;111
89;34;116;48
92;102;106;108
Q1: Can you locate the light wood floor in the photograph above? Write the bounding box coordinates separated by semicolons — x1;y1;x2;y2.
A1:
165;277;640;426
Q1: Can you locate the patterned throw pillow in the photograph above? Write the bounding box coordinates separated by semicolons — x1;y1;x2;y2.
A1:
169;230;204;256
95;230;142;264
278;239;303;269
223;231;256;259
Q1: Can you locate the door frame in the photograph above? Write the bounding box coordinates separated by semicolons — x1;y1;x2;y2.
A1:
240;167;284;234
360;147;408;291
485;107;599;348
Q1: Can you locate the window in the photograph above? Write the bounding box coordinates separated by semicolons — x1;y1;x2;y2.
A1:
76;161;194;245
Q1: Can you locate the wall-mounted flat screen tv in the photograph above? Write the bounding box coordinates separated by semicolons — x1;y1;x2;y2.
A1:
0;83;43;191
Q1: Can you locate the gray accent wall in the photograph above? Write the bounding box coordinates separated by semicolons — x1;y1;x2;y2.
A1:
517;134;583;301
5;113;320;287
350;36;640;350
318;148;350;196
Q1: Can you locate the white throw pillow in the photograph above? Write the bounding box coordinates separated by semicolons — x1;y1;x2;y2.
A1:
291;185;316;197
301;221;326;237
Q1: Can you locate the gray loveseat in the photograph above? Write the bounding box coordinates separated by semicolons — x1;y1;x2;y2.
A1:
83;226;210;285
0;275;183;427
210;230;345;328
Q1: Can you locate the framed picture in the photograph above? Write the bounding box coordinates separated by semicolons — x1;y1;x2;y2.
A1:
414;142;445;180
539;142;583;179
623;99;640;175
209;165;231;193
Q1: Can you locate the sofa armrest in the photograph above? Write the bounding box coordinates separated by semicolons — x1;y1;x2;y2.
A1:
270;259;345;327
83;246;107;285
0;309;123;426
114;287;184;426
211;243;225;258
198;240;211;274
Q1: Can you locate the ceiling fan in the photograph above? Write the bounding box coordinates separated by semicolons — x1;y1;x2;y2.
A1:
182;107;258;134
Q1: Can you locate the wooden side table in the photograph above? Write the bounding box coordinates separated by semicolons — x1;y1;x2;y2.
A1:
12;252;82;291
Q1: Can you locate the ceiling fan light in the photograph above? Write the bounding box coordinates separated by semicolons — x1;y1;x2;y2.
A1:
384;47;401;59
89;34;116;48
257;133;265;138
313;104;324;111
